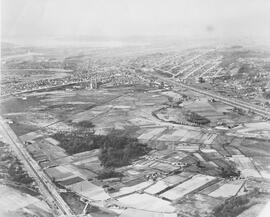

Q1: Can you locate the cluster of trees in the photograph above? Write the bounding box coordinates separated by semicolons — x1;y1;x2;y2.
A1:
220;165;240;178
53;130;150;168
0;142;34;185
60;192;86;215
0;152;13;162
52;131;100;155
212;189;260;217
97;169;123;180
184;111;210;125
86;204;109;216
8;159;34;184
213;196;249;217
98;134;150;168
74;120;95;129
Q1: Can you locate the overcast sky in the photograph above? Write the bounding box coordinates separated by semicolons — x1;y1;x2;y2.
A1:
2;0;270;43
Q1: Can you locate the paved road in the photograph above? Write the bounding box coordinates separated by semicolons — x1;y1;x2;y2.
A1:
181;60;211;80
143;70;270;119
170;53;205;72
0;116;74;217
179;81;270;118
199;61;220;78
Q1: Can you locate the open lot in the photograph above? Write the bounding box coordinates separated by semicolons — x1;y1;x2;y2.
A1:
208;180;244;198
231;122;270;140
67;180;110;201
160;174;216;201
118;193;175;213
0;185;52;217
175;193;222;217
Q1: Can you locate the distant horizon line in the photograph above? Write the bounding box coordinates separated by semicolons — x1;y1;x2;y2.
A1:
1;34;255;45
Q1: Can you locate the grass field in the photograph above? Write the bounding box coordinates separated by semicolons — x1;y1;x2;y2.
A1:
0;185;52;217
160;174;216;201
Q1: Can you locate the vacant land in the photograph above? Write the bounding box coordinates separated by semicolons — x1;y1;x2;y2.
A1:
0;185;52;217
60;192;85;215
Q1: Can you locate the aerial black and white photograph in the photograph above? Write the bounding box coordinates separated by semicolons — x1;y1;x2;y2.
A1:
1;0;270;216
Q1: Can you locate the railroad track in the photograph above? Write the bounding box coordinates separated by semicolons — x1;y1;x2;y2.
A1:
0;117;74;216
142;70;270;119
